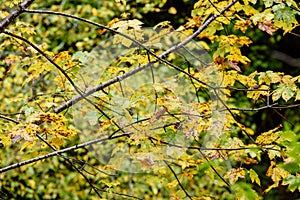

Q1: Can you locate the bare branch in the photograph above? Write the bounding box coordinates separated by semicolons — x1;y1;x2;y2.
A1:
164;160;192;199
0;114;19;124
148;136;280;152
272;50;300;67
4;31;124;133
0;132;132;173
272;103;300;109
0;0;35;32
23;0;239;114
223;103;278;112
36;134;103;198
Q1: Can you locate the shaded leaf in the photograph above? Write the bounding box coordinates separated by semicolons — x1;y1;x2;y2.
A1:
249;169;261;186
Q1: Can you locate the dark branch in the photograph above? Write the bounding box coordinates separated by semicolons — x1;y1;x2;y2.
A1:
3;30;124;133
36;134;103;198
164;160;192;199
0;132;132;173
148;136;280;152
0;114;20;124
24;0;239;113
0;0;35;32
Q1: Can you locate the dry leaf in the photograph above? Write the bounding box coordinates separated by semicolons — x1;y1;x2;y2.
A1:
228;60;241;72
258;21;276;35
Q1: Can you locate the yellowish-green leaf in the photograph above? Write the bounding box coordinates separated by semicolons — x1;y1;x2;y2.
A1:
249;169;261;186
267;145;281;160
282;175;300;192
225;167;246;184
263;0;274;8
295;90;300;101
282;85;296;102
231;182;260;200
20;140;36;152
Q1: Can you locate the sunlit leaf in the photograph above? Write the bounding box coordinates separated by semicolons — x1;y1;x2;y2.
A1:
282;175;300;192
255;126;281;145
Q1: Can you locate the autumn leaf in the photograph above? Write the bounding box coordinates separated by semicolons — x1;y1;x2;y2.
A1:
228;60;241;72
225;167;246;184
255;126;281;145
149;107;167;124
258;21;276;35
249;169;261;186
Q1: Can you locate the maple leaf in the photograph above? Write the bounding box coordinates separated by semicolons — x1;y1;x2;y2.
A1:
258;21;276;35
149;107;167;124
228;60;241;72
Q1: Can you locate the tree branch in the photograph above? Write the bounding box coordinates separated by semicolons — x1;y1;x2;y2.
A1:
25;0;239;113
36;134;103;198
164;160;192;199
4;30;125;133
0;0;35;32
0;114;19;124
0;132;132;173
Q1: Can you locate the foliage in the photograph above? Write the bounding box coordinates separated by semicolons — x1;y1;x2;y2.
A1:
0;0;300;199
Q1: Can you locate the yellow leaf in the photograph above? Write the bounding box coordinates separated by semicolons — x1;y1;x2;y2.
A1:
266;161;290;185
153;21;171;29
20;140;36;152
167;179;178;188
255;126;281;145
48;137;65;149
224;167;246;184
234;19;252;33
247;90;260;100
264;183;278;193
223;70;238;87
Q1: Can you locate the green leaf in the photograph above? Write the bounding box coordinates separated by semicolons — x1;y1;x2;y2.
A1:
278;130;297;143
272;4;295;22
231;182;261;200
282;175;300;192
280;162;300;174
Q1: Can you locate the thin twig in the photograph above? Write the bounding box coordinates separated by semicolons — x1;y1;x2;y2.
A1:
212;88;257;144
0;132;132;173
4;31;125;134
148;136;280;152
272;104;300;109
0;114;20;124
163;160;193;199
223;103;278;112
36;134;102;198
198;148;231;191
24;0;239;113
